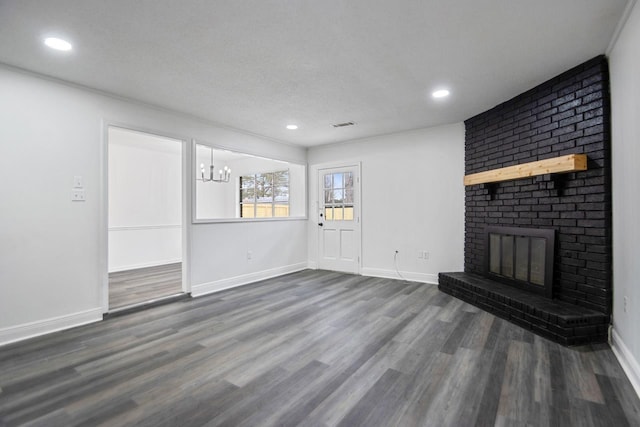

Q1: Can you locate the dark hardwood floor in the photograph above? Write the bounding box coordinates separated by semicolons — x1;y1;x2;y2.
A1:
1;270;639;426
109;263;183;309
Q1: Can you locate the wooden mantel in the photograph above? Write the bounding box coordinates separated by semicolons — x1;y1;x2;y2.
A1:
463;154;587;186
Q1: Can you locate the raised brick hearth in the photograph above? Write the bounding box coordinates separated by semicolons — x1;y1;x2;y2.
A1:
439;272;608;345
439;56;612;345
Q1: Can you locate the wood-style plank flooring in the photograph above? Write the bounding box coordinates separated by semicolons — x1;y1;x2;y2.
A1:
1;270;639;426
109;263;182;309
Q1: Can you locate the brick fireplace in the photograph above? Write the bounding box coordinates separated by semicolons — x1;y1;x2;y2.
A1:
439;56;612;345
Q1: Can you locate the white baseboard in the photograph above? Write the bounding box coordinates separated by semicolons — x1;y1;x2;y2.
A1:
307;260;318;270
0;308;103;347
610;328;640;399
360;267;438;284
109;258;182;273
191;262;308;297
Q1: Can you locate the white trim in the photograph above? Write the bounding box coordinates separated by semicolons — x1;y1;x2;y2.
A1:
108;224;181;231
100;120;109;313
610;328;640;399
191;263;308;297
192;216;308;224
361;267;438;284
108;259;182;273
307;260;318;270
0;308;103;347
607;0;638;54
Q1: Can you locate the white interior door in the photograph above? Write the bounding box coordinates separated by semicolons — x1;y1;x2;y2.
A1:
318;165;361;274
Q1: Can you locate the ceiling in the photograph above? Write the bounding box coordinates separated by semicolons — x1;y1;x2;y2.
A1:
0;0;629;147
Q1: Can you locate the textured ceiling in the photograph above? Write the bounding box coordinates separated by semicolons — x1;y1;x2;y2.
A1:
0;0;629;146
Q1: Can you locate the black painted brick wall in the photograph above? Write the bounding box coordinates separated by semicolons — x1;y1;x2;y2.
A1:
464;56;612;315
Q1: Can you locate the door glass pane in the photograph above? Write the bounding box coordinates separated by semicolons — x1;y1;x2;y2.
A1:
324;174;332;189
334;173;343;188
334;207;343;220
345;172;353;188
344;206;354;220
345;189;354;203
515;236;529;282
333;189;344;203
325;207;333;221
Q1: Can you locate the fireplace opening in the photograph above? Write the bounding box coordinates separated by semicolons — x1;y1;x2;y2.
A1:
485;226;555;298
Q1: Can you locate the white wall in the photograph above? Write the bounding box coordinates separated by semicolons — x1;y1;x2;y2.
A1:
108;127;182;272
307;124;465;283
0;66;307;345
195;145;235;219
609;0;640;397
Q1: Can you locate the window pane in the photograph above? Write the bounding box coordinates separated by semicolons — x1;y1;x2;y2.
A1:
333;189;344;203
344;206;354;220
260;186;273;203
325;207;333;221
256;203;273;217
241;188;255;202
274;203;289;217
241;176;254;189
324;190;332;204
324;174;332;189
241;204;255;218
273;170;289;186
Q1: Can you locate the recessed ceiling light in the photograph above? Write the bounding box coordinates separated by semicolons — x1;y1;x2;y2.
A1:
44;37;72;51
432;89;450;99
286;124;298;130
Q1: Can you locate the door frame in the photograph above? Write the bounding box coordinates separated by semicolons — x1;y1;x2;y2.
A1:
313;161;362;274
99;121;191;313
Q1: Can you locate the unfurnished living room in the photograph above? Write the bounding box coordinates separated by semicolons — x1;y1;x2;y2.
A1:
1;1;640;426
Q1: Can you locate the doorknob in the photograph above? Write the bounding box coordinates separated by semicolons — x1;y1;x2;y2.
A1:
318;222;323;227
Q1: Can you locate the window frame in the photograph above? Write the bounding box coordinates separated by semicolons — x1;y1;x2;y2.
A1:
239;170;291;218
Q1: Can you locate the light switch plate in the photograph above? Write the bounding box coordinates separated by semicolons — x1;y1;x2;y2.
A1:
73;176;83;188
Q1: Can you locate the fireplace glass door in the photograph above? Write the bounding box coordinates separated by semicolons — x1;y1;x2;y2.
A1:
488;232;549;290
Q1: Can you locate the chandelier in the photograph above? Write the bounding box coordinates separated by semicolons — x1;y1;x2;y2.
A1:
200;146;231;183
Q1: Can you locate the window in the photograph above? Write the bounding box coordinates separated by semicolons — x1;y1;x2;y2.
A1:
323;171;354;221
240;170;290;218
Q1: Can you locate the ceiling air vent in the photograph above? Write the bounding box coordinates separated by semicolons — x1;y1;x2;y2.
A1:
332;121;355;128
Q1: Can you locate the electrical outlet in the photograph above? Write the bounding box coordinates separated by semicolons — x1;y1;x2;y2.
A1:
247;250;253;260
71;189;86;201
624;296;629;313
423;251;429;260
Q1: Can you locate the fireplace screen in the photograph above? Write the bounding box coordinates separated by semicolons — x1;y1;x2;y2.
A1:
485;226;555;298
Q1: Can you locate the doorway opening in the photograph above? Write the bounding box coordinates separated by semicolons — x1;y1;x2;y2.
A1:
107;126;185;311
